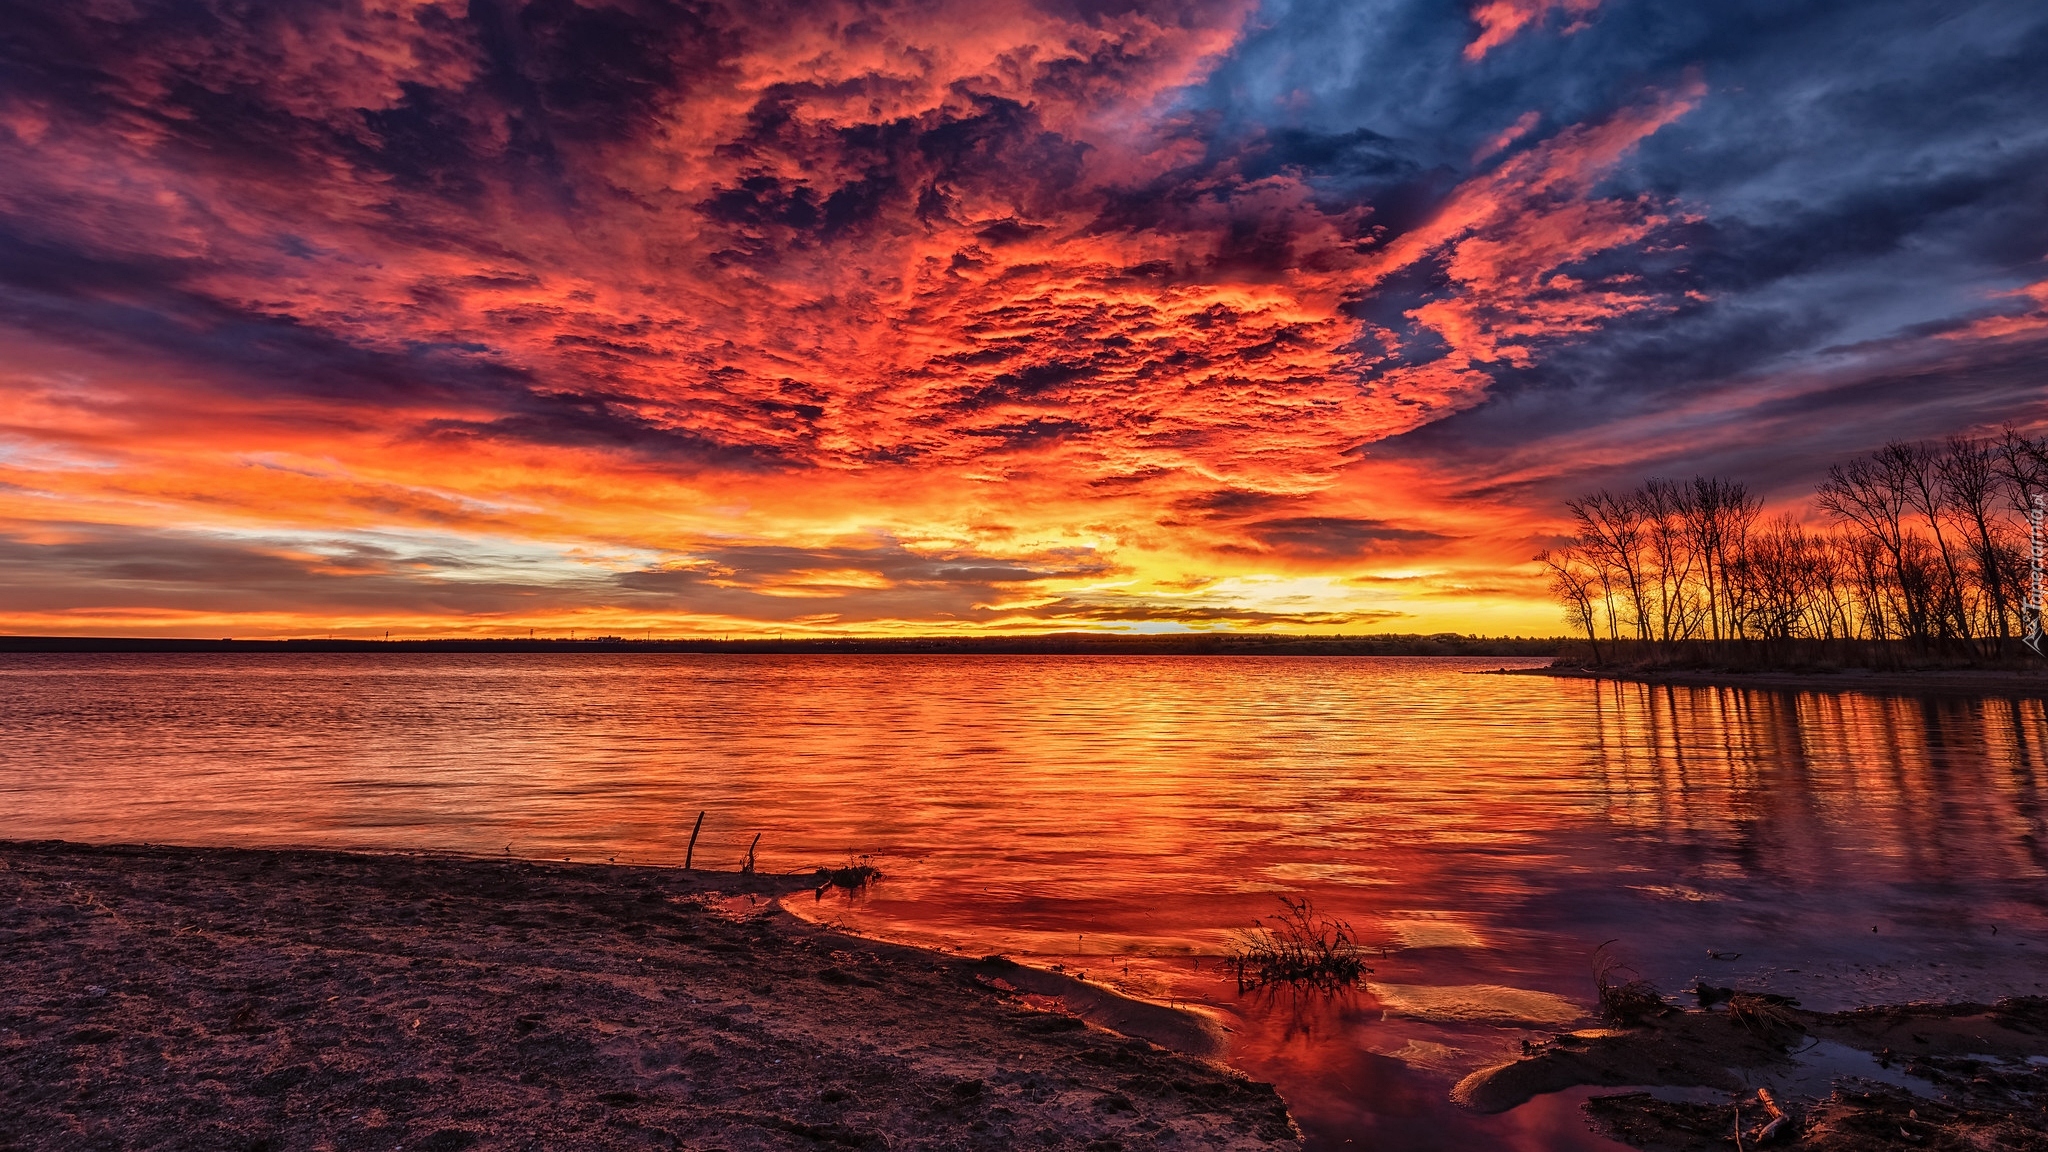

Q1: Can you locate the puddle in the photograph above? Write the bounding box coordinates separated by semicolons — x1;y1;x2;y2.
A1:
1370;1038;1465;1075
1740;1037;1945;1100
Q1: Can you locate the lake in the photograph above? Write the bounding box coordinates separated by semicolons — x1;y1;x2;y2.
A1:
3;653;2044;1149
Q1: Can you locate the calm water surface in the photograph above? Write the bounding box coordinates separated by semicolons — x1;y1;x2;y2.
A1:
4;653;2046;1150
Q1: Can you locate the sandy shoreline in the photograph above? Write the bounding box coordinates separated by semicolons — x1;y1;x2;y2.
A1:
1500;664;2048;698
0;840;1299;1151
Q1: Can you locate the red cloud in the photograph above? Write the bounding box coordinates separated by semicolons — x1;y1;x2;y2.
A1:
0;1;1700;502
0;0;1718;635
1942;275;2048;342
1464;0;1602;63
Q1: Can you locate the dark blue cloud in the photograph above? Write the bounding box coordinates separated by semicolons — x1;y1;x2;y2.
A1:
1202;0;2041;181
1189;0;2048;489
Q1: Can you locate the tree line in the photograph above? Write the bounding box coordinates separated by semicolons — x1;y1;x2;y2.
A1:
1537;428;2048;664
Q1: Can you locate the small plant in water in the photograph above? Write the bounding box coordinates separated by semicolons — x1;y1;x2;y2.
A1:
813;854;882;899
1593;940;1667;1023
1229;896;1369;990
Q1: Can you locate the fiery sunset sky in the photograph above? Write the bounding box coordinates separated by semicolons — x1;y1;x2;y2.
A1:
3;0;2045;637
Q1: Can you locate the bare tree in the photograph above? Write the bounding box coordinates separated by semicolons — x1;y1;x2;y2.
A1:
1682;476;1761;642
1641;478;1699;643
1834;531;1892;641
1937;435;2012;648
1726;516;1842;644
1537;545;1603;661
1995;425;2048;514
1541;434;2044;666
1884;441;1970;641
1818;449;1926;643
1566;491;1651;641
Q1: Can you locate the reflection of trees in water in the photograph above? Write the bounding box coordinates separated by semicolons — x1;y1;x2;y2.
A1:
2001;703;2048;873
1582;682;2048;882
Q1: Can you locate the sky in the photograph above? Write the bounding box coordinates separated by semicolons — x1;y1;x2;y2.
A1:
2;0;2046;638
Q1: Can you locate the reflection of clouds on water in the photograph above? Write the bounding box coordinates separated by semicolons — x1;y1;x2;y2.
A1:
1624;884;1731;903
1381;912;1491;950
1371;1038;1464;1075
1260;861;1394;886
1370;983;1585;1026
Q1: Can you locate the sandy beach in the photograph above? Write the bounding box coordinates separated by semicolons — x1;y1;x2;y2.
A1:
0;840;1299;1152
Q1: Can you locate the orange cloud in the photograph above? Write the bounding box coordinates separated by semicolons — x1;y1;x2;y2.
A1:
1464;0;1601;62
0;3;1735;639
1942;275;2048;342
1473;110;1542;163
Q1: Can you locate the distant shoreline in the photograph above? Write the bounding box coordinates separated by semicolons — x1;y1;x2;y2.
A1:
1508;663;2048;698
0;633;1564;657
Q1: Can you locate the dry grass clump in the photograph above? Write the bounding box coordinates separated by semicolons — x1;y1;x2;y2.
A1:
1728;991;1806;1041
812;854;882;898
1593;941;1668;1023
1229;897;1370;991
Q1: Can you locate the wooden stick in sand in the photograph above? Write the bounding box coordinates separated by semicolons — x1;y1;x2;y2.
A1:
685;811;706;871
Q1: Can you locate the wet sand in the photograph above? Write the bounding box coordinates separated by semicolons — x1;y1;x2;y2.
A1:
1506;665;2048;698
1454;994;2048;1150
0;840;1299;1151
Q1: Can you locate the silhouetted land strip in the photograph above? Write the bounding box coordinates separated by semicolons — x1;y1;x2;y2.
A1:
0;632;1563;657
0;839;1299;1151
1503;638;2048;696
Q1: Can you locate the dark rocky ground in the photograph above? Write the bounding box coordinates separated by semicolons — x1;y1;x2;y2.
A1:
0;840;1300;1152
1455;989;2048;1150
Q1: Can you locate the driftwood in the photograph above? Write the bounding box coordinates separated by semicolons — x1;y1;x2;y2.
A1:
684;810;706;870
1753;1087;1791;1144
